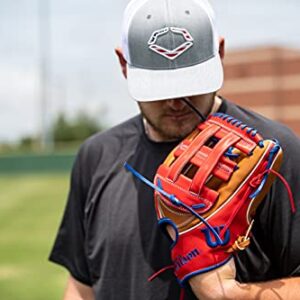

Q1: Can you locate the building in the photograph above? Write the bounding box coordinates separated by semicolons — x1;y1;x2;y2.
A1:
221;47;300;136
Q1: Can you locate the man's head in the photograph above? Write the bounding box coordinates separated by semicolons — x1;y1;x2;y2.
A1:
116;0;225;141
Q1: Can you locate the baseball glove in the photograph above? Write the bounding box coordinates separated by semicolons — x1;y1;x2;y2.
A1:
152;112;284;285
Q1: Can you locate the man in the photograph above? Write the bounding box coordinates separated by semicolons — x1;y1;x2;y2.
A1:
49;0;300;299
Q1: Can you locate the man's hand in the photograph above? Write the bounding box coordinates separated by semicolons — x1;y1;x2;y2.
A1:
189;259;300;300
189;258;237;299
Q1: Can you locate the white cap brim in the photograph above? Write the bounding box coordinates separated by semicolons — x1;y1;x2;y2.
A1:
127;54;224;102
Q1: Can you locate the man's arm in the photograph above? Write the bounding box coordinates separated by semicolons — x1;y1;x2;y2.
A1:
189;259;300;300
63;275;95;300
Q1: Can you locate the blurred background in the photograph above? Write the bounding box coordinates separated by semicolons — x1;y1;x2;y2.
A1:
0;0;299;299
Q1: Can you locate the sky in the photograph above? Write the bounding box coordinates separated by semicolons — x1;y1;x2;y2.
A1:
1;0;300;142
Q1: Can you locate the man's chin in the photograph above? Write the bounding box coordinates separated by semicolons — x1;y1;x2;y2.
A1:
157;124;197;141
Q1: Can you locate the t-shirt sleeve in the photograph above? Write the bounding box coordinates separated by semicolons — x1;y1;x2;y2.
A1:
49;146;92;285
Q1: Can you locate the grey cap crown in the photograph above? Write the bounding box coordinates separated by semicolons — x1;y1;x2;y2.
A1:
127;0;216;70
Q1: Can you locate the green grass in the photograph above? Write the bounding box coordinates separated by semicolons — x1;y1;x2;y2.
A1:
0;173;71;300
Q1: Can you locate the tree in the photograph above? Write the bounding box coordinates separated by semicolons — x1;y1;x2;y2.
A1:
52;111;103;143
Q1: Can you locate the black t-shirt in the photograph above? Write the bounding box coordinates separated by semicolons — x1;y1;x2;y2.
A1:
49;99;300;300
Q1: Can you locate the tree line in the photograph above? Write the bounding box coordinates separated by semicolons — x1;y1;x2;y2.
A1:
18;111;105;153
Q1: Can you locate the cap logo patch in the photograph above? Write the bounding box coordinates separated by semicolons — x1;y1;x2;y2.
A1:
148;27;194;60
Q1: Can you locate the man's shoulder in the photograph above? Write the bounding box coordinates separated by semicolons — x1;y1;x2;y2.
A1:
74;114;142;171
224;99;300;148
82;114;142;151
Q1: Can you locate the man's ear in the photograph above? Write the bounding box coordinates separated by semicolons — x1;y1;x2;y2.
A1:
115;47;127;79
219;37;225;60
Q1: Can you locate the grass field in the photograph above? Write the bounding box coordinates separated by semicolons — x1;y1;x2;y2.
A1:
0;173;70;300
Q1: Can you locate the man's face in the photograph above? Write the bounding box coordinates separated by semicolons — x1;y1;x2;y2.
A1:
138;93;215;141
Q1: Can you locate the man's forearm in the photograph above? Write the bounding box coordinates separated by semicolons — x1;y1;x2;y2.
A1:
63;276;95;300
189;259;300;300
233;277;300;300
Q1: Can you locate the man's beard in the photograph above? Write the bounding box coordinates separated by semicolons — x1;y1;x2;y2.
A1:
141;109;199;141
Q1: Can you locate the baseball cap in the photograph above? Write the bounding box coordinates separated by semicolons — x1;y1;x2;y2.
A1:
121;0;224;101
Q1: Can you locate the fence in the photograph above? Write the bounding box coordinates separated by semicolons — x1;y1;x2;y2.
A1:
0;153;76;174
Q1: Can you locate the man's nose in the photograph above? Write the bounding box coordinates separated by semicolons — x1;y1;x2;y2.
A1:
165;99;186;110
